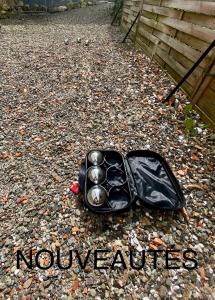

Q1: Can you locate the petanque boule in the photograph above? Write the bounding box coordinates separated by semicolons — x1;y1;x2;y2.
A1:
87;185;107;206
88;150;103;166
87;166;105;184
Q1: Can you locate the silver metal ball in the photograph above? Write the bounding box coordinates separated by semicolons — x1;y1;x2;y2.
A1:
88;150;103;166
64;38;69;45
87;166;105;184
87;185;106;206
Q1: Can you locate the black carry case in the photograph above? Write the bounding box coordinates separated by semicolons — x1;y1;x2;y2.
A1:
78;150;185;214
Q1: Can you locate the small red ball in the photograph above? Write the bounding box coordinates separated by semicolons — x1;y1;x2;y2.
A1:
70;181;80;194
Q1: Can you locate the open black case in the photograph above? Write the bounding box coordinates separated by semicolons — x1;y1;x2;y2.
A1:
78;150;185;214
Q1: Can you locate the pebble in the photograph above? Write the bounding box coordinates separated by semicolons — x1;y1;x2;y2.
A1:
89;289;97;297
0;283;6;291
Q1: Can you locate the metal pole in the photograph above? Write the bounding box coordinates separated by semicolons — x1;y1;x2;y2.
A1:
111;1;123;25
122;11;140;43
163;39;215;103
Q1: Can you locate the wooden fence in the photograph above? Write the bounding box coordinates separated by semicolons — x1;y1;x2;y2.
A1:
121;0;215;128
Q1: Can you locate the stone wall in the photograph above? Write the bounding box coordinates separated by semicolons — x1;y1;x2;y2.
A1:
0;0;92;16
0;0;26;16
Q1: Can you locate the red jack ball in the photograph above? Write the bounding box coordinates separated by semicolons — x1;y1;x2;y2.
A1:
70;181;80;195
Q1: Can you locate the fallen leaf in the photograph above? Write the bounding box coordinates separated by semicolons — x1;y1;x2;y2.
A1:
169;250;181;258
191;154;199;161
0;195;8;204
202;184;209;190
55;240;60;248
0;152;10;160
40;257;50;267
15;152;23;158
113;243;118;253
177;168;188;176
141;216;151;226
71;227;79;235
63;234;68;240
51;172;62;182
158;108;164;114
71;278;79;292
180;207;189;222
152;237;166;247
19;129;25;135
34;137;42;142
199;267;208;281
194;145;203;150
23;278;32;289
117;274;128;287
184;184;203;190
149;243;158;250
16;195;29;205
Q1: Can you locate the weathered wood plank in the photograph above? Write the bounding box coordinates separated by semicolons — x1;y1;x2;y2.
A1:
195;88;215;122
159;16;215;44
210;78;215;92
139;16;176;36
162;0;215;16
155;46;197;86
152;29;210;67
176;31;210;52
142;3;181;18
164;64;193;94
183;12;215;30
170;48;204;77
142;9;158;20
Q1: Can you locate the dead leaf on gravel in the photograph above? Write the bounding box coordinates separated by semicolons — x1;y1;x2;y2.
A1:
184;184;203;190
71;277;79;292
34;137;43;142
194;145;204;150
51;172;62;182
16;195;29;205
151;237;166;247
23;278;32;289
71;227;79;235
191;154;199;161
177;168;188;176
0;152;10;160
0;194;8;204
141;216;151;226
14;152;23;158
117;273;128;287
180;207;189;222
198;267;208;281
149;243;158;250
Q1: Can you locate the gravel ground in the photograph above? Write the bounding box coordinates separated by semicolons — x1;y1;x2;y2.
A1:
0;3;215;300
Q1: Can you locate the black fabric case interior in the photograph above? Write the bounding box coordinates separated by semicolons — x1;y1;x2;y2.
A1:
81;149;185;213
126;150;185;210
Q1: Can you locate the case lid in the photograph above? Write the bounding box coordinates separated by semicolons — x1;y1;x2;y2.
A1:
125;150;185;210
